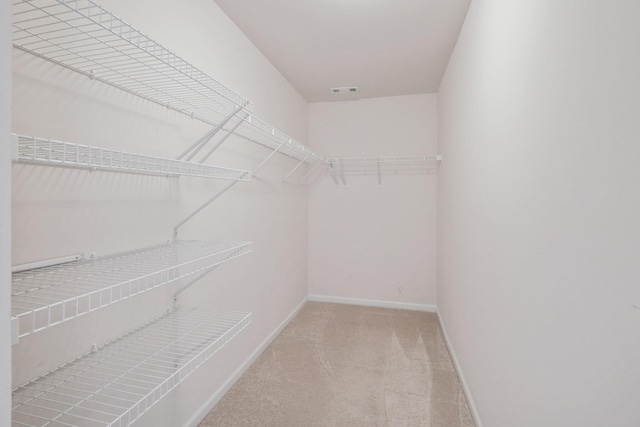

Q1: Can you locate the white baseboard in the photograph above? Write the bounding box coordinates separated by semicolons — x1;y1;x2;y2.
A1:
308;294;437;313
183;297;308;427
436;310;484;427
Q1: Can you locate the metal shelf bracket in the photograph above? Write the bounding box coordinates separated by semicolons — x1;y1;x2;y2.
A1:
282;154;310;184
177;106;244;161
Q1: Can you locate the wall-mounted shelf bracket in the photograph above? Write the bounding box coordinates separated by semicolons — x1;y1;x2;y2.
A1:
327;161;346;185
298;160;325;185
328;163;338;185
199;111;250;163
253;139;289;176
282;154;310;184
177;106;245;162
173;264;220;303
173;173;250;239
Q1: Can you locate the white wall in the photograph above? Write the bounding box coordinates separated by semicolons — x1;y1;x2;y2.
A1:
12;0;309;425
437;1;640;426
308;94;438;309
1;0;12;424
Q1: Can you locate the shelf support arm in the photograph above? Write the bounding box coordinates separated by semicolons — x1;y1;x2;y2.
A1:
253;139;288;175
176;107;242;161
199;112;249;163
282;154;310;184
297;160;324;185
329;162;338;185
173;171;249;239
173;264;219;302
340;159;346;185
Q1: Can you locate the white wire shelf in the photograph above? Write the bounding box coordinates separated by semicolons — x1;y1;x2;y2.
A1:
327;155;442;166
234;115;324;165
12;0;250;123
326;155;442;184
327;155;442;173
12;307;251;427
12;0;323;167
12;134;252;181
11;240;252;339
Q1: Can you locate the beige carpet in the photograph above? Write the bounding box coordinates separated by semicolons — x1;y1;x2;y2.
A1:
200;302;476;427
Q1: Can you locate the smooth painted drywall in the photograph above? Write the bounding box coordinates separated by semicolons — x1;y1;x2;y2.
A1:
1;1;12;424
437;1;640;426
11;0;309;425
308;94;438;307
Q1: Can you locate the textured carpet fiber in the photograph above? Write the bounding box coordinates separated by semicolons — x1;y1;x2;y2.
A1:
200;302;476;427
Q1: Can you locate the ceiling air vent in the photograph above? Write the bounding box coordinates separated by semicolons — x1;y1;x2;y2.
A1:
330;86;359;94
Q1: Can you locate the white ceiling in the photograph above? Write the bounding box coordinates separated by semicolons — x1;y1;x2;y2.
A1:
212;0;471;102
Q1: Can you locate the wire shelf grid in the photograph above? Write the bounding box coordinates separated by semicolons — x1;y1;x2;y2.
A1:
12;307;251;427
324;155;442;184
235;115;323;165
327;155;442;165
12;240;252;339
14;134;253;181
12;0;251;123
12;0;323;167
327;155;442;174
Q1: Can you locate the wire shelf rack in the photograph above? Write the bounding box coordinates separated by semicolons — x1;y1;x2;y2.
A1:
326;155;442;184
327;155;442;173
12;0;323;166
12;0;250;123
13;134;252;181
327;155;442;166
236;115;324;165
12;307;251;427
11;240;252;339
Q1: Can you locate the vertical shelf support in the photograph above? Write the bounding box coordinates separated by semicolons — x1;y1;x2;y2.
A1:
11;317;19;346
377;158;382;185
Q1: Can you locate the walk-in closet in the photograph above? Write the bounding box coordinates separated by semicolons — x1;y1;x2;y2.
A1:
2;1;639;426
